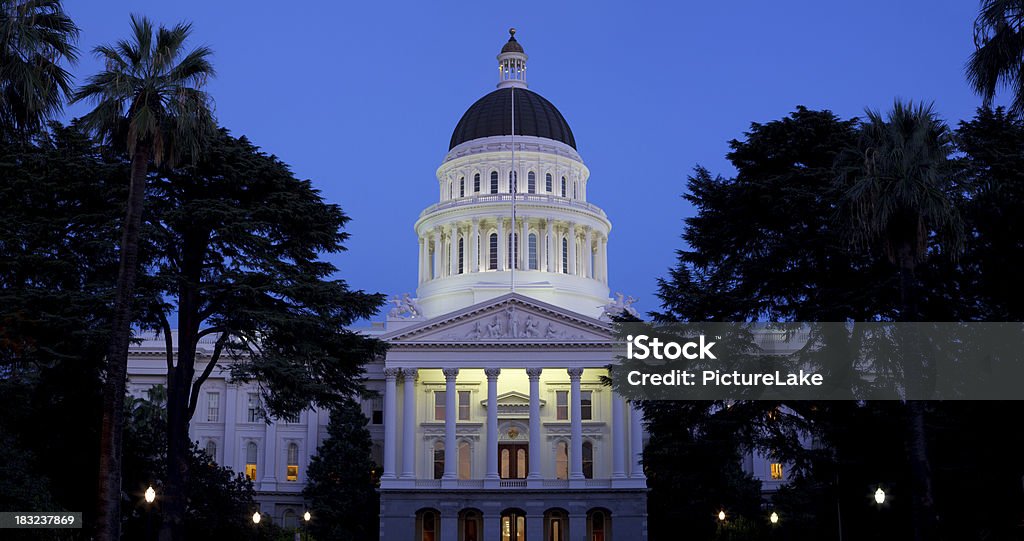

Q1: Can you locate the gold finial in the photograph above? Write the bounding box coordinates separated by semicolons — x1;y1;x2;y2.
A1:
509;28;516;38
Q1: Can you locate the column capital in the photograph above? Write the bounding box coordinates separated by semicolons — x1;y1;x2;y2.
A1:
566;367;584;379
526;367;543;380
442;367;460;379
401;368;418;381
384;368;401;380
484;367;502;379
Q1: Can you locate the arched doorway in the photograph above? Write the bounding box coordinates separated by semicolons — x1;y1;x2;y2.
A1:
500;508;527;541
544;508;568;541
415;508;441;541
587;509;611;541
459;508;482;541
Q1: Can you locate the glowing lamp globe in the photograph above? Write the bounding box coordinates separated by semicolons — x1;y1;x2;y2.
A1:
144;486;155;504
874;487;886;505
252;511;261;524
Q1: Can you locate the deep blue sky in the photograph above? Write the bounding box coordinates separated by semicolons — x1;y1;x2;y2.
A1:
64;1;987;318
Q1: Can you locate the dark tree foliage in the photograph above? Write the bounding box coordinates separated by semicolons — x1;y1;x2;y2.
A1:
120;386;262;541
304;400;379;541
135;128;386;539
651;106;1024;540
0;123;126;534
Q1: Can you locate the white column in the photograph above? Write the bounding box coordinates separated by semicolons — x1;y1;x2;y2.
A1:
224;384;237;471
599;236;608;284
448;224;458;276
611;392;626;479
539;220;547;272
432;229;441;280
401;368;417;479
545;220;554;272
584;227;593;278
305;406;318;482
630;402;646;479
262;419;277;488
520;217;528;270
568;223;577;276
485;368;501;480
442;368;459;480
470;219;479;273
382;368;399;480
526;368;542;479
568;367;584;480
497;218;506;272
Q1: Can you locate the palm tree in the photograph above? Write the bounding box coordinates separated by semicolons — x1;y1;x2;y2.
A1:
968;0;1024;115
837;101;960;541
71;15;214;541
0;0;79;138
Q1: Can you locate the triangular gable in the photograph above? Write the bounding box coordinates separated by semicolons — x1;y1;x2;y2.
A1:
381;293;613;345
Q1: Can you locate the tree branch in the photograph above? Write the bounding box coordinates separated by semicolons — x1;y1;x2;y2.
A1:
186;332;228;422
160;311;174;372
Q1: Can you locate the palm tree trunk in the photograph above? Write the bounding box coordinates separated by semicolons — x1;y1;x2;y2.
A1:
95;145;150;541
898;248;938;541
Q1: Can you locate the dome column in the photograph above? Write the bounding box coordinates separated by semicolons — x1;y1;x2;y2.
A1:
497;218;506;272
470;219;479;273
600;235;609;284
584;227;594;278
568;223;577;276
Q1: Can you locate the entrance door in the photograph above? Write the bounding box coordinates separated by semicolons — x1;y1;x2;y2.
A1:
499;444;528;479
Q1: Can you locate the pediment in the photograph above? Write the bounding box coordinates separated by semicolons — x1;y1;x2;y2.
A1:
381;293;613;345
480;391;544;408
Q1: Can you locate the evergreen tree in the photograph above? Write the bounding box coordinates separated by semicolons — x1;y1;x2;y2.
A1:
304;400;379;541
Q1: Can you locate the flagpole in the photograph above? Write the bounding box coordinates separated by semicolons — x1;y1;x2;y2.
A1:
510;85;516;294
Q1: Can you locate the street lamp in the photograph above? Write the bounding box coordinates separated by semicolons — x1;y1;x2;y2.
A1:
874;487;886;505
770;511;779;525
303;511;311;541
144;486;156;541
718;510;726;522
145;486;156;503
252;511;261;524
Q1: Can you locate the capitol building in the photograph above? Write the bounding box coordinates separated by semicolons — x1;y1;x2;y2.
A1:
126;30;781;541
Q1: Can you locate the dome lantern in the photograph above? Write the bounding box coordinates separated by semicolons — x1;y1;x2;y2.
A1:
497;28;528;89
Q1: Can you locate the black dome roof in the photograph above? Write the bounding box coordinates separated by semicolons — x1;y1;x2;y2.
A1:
449;88;576;150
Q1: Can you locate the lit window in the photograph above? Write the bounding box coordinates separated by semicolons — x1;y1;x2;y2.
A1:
458;390;470;421
245;442;258;480
434;391;445;421
770;463;783;480
421;510;437;541
286;443;299;482
528;171;536;193
545;173;552;193
528;233;538;270
247;393;260;423
489;233;498;270
458;441;471;480
555;441;568;480
582;441;594;479
490;171;498;194
581;391;593;420
556;391;568;420
207;392;219;422
474;173;480;192
433;441;445;480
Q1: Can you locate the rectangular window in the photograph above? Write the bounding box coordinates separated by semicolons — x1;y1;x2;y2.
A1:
286;465;298;482
245;463;257;480
435;391;446;421
371;397;383;425
247;393;260;423
581;391;593;420
458;390;471;421
207;392;220;422
556;391;568;421
770;463;783;480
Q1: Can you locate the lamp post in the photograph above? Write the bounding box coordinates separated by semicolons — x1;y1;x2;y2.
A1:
144;486;156;541
303;511;311;541
252;511;261;540
874;487;886;506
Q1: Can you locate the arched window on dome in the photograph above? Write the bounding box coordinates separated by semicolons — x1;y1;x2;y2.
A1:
459;177;465;198
561;177;567;197
546;173;553;193
561;237;569;274
457;237;464;274
528;172;536;193
509;171;517;193
573;182;578;199
490;172;498;194
528;233;538;270
508;232;518;269
474;173;480;193
488;233;498;270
